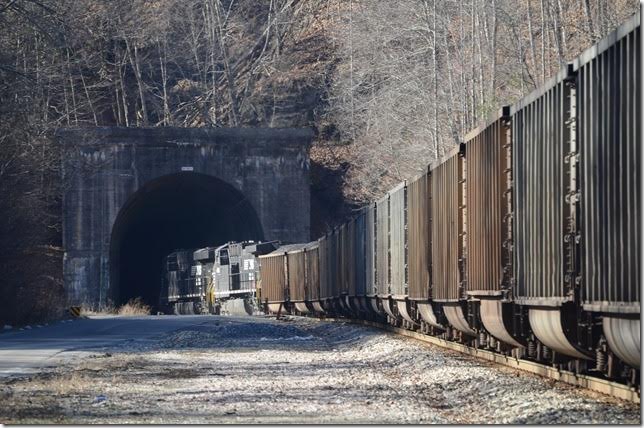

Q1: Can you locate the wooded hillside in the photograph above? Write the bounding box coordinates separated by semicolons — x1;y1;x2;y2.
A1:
0;0;638;324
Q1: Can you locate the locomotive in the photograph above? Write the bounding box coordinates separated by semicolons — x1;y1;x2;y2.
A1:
258;13;641;387
159;240;278;315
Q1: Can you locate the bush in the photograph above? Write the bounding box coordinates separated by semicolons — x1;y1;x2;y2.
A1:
117;297;151;316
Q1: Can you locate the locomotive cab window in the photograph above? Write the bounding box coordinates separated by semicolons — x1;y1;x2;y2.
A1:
219;250;229;265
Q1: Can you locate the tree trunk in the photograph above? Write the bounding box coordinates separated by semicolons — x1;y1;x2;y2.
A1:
124;38;149;126
470;0;476;128
459;0;466;137
204;0;219;126
540;0;547;82
527;0;539;84
546;0;565;66
214;0;240;126
475;4;485;109
157;38;171;126
583;0;596;42
118;52;130;127
490;0;497;100
65;48;79;125
556;0;567;57
443;28;461;148
432;0;439;157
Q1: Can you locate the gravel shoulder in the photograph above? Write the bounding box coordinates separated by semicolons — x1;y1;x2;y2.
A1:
0;315;639;424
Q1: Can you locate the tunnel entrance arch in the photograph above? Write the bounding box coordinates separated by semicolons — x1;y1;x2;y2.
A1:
59;127;312;309
109;172;264;308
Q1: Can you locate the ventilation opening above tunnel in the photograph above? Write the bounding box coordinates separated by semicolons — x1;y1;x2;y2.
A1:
109;172;264;309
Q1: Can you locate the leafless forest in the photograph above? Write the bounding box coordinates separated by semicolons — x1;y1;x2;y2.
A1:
0;0;638;324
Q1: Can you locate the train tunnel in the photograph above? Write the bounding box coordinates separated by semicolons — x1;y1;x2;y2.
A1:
109;172;264;309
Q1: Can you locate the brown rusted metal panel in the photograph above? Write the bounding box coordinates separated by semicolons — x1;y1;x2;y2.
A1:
305;244;320;301
338;224;348;297
407;170;431;300
375;195;390;296
512;64;576;305
344;220;357;296
336;228;344;299
329;229;341;299
465;110;512;295
365;204;376;295
287;250;306;302
318;235;330;299
258;253;286;304
576;13;641;314
389;182;407;296
389;183;407;297
431;147;466;302
354;209;367;296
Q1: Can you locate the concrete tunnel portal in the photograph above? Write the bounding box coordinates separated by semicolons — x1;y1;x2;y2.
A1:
109;172;264;309
60;127;312;309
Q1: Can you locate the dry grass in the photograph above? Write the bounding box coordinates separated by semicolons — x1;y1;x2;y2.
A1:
45;370;89;395
80;304;116;316
117;297;151;316
80;297;151;317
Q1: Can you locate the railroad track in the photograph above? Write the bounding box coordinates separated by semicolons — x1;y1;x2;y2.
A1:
294;315;641;404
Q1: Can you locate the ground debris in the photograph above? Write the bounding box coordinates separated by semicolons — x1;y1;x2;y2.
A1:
92;394;107;406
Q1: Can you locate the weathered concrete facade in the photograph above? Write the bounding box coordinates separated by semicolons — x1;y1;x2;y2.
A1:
59;127;312;307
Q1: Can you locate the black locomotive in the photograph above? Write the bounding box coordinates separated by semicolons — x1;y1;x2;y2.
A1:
159;240;278;315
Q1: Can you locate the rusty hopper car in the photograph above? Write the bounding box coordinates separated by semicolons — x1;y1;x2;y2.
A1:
407;168;443;331
329;228;342;313
318;230;341;313
576;13;641;370
305;242;324;314
258;247;289;314
287;246;308;314
431;145;473;336
318;235;331;309
364;203;380;315
352;208;368;313
464;107;523;348
511;63;590;360
389;182;414;326
374;193;395;319
259;243;309;314
287;241;320;314
339;222;356;312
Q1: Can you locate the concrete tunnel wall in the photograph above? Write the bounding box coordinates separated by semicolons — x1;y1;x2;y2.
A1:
59;127;313;309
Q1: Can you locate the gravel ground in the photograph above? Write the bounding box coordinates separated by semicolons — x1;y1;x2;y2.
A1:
0;315;640;424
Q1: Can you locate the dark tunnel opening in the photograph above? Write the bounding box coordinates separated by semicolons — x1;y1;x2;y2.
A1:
109;172;264;309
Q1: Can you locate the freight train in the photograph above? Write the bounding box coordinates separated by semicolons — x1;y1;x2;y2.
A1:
160;12;641;387
258;14;641;387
